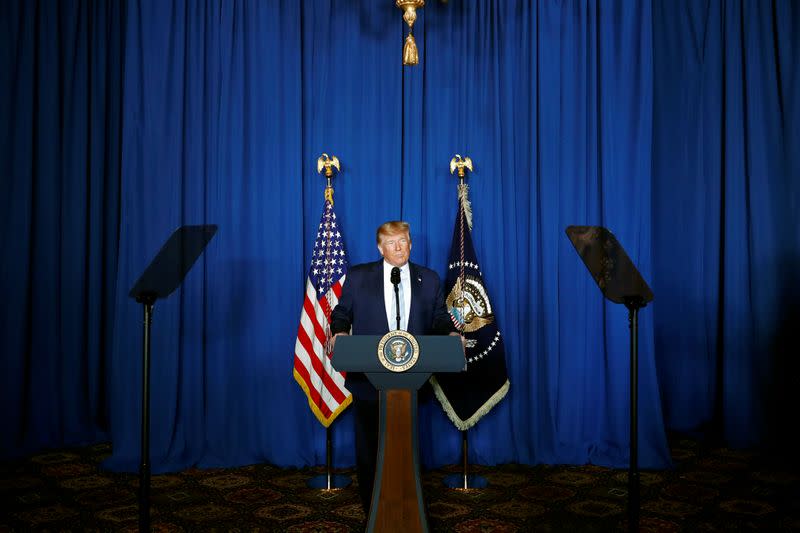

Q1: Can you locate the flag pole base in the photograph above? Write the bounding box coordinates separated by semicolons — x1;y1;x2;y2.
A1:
306;474;352;490
442;474;488;490
306;426;351;490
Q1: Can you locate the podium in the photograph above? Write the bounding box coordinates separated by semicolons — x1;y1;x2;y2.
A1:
128;224;218;533
333;334;465;533
565;225;653;532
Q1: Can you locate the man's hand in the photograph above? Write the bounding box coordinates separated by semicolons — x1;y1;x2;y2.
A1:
330;332;349;351
448;331;467;353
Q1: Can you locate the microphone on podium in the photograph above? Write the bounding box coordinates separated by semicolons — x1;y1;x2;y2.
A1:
391;267;401;330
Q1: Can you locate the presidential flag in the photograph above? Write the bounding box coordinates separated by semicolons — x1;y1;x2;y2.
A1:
293;199;352;426
430;185;510;430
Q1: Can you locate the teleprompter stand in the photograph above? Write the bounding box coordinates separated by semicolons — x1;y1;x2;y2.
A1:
565;225;654;532
128;224;217;532
333;335;464;533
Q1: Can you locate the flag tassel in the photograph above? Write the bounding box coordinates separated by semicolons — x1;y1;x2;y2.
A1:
458;183;473;230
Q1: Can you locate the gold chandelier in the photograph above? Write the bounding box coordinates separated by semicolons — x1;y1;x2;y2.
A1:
396;0;424;65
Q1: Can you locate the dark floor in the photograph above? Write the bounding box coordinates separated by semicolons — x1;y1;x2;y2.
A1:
2;436;799;532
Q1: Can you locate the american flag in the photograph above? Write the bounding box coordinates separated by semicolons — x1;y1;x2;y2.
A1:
293;199;352;427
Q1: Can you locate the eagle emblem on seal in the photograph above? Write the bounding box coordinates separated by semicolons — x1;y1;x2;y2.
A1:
390;339;409;362
446;275;494;333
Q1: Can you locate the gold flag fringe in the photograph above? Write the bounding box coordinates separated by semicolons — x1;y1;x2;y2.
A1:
429;375;510;431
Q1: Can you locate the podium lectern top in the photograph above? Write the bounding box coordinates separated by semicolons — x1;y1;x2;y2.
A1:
332;335;464;374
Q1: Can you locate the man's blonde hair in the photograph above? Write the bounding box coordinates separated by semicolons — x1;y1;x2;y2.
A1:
376;220;411;244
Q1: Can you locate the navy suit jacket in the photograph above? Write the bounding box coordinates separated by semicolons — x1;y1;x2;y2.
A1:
331;260;454;399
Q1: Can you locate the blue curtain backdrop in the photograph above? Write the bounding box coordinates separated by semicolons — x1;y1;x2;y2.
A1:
1;0;124;456
652;0;800;451
1;0;797;472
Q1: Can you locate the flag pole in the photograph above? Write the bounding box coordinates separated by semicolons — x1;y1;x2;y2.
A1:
442;155;488;491
306;154;352;491
307;424;351;489
460;430;468;488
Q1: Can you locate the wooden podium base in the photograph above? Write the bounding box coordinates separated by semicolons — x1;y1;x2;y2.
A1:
369;389;426;532
333;336;464;533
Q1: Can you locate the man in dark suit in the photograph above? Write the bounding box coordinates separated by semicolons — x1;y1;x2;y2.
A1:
330;220;458;513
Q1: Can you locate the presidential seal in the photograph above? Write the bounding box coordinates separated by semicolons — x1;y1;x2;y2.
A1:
377;330;420;372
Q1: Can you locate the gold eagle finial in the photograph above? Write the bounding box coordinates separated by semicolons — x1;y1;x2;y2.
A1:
317;153;341;204
449;154;473;180
317;153;340;177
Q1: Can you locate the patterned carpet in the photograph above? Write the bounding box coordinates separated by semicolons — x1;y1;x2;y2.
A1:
2;437;799;532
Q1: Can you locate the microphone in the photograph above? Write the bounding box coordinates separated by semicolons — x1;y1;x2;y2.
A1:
391;267;401;330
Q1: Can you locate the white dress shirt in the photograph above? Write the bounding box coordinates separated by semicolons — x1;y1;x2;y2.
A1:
383;260;411;331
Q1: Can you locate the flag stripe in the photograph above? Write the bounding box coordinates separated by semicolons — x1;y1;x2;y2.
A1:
303;290;327;347
294;330;342;414
295;314;346;406
294;340;339;413
318;279;342;318
332;279;343;298
293;357;332;418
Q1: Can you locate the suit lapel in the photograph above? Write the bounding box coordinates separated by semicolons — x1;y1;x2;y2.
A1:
373;260;389;332
408;262;421;333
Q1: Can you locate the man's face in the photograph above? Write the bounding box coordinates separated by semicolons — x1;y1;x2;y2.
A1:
378;231;412;268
